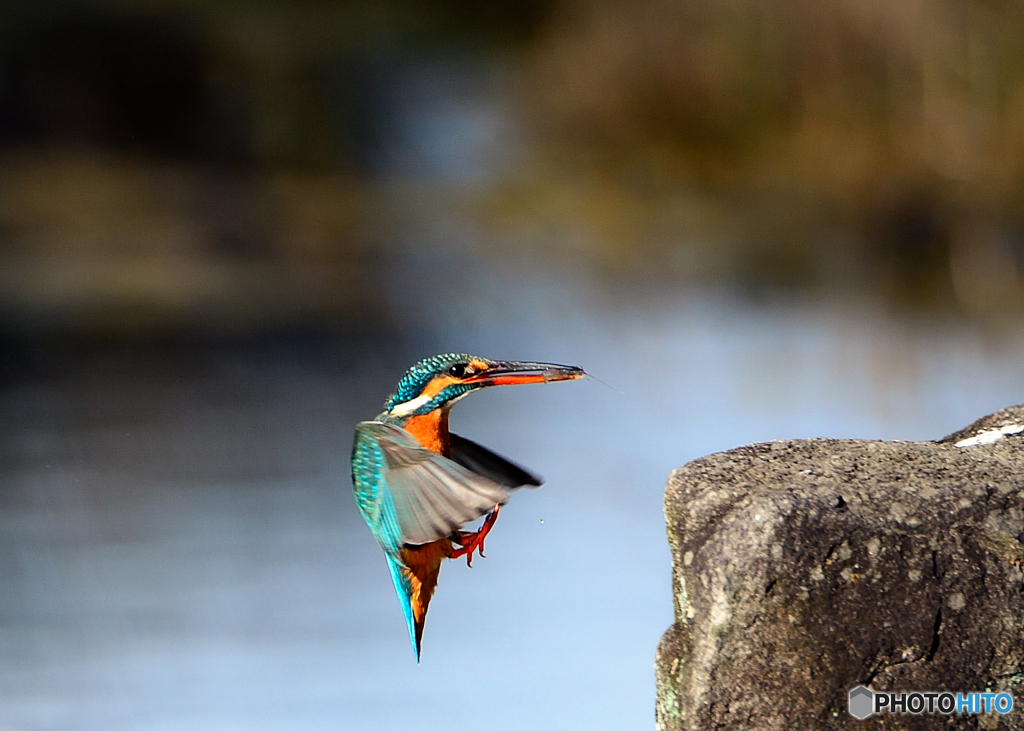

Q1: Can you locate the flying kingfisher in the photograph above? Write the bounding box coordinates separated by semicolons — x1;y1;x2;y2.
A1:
351;353;584;660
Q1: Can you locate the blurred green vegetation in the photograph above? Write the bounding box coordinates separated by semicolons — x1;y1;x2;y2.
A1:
521;0;1024;316
2;0;1024;333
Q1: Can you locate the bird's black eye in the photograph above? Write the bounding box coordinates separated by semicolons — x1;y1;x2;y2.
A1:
448;363;470;378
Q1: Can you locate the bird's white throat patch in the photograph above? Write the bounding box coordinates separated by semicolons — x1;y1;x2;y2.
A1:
389;393;433;416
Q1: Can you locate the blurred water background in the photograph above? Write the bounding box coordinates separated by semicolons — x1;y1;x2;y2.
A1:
3;1;1024;729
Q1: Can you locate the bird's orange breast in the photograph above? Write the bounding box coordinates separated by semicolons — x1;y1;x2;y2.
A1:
402;408;450;456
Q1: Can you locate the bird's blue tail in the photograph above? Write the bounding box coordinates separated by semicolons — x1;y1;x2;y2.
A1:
385;554;420;662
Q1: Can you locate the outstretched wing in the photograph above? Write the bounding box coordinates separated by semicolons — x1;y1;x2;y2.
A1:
351;422;405;556
449;432;542;488
352;421;519;548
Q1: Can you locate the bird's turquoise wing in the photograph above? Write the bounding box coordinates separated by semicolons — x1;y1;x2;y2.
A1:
352;421;518;548
351;421;404;557
356;421;515;546
353;423;419;655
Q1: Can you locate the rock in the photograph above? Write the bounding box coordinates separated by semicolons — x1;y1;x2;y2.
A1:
656;405;1024;730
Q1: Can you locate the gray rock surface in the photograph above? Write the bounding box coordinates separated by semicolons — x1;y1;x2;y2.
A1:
656;405;1024;730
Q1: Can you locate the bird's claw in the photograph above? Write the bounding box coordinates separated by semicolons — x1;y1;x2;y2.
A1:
451;504;501;567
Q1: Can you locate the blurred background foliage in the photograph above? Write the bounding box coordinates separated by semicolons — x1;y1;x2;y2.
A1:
3;0;1024;336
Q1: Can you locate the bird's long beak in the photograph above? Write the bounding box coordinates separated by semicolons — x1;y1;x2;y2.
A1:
463;361;586;387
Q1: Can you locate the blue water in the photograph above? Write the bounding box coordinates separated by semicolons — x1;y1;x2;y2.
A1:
2;268;1024;730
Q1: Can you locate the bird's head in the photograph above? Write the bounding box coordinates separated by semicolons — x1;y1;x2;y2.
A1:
382;353;584;419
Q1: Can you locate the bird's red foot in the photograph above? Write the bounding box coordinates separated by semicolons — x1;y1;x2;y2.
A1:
451;504;501;567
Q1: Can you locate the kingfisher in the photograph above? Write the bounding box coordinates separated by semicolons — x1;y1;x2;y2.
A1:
351;353;584;660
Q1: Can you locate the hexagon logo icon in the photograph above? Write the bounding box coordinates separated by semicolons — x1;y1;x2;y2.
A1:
848;685;874;719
